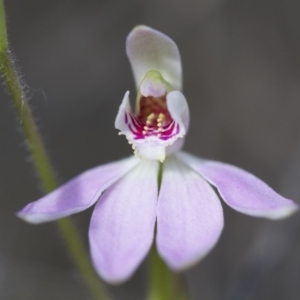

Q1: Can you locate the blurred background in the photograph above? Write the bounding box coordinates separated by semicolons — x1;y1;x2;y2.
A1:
0;0;300;299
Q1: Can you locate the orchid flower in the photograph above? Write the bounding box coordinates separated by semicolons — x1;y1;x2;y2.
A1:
17;25;298;284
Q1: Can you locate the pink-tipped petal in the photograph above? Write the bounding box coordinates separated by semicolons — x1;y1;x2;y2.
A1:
126;25;182;90
157;156;224;270
177;152;298;219
89;160;158;283
17;157;139;223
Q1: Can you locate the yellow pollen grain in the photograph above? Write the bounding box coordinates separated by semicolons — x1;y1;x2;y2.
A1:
146;113;154;120
142;130;147;135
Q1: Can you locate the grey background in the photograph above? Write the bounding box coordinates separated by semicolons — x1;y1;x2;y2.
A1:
0;0;300;299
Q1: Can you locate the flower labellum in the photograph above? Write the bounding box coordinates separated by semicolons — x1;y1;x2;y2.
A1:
17;25;298;283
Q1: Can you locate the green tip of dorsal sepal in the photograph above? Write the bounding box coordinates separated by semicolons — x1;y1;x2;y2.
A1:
0;0;8;53
136;70;173;110
141;70;173;93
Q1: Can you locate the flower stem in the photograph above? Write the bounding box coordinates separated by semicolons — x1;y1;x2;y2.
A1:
57;218;111;300
0;1;110;299
147;245;189;300
146;162;189;300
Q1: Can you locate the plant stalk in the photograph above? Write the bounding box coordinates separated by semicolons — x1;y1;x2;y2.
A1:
146;162;189;300
147;245;189;300
0;1;110;299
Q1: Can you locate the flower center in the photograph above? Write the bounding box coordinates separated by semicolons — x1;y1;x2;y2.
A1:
125;94;178;141
139;95;172;136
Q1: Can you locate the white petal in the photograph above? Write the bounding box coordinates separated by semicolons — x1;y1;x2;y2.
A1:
126;25;182;90
89;160;159;283
114;91;132;139
167;91;190;134
157;156;224;270
17;157;139;223
177;152;298;219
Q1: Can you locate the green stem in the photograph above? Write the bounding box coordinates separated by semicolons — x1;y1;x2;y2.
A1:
146;163;189;300
0;50;58;192
57;218;111;300
147;245;189;300
0;1;110;299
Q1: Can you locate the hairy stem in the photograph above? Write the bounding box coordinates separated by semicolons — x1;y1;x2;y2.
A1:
0;1;110;299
